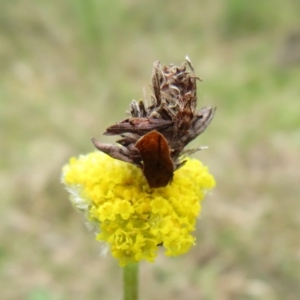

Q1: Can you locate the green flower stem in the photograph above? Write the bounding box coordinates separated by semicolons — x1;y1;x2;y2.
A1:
123;263;139;300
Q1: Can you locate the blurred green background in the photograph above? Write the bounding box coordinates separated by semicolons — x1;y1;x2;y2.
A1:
1;0;300;299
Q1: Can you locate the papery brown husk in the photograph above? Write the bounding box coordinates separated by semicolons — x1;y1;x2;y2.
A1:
92;58;215;187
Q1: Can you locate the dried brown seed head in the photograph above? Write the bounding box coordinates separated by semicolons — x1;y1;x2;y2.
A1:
92;58;216;188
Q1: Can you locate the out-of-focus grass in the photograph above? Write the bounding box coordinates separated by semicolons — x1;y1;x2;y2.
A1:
1;1;300;299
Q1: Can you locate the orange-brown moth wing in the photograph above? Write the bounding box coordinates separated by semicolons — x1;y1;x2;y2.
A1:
135;130;174;188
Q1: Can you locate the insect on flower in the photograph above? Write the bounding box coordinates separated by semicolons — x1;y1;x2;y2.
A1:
92;57;216;188
135;130;174;188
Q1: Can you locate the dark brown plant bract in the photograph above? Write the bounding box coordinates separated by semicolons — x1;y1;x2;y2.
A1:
92;57;216;188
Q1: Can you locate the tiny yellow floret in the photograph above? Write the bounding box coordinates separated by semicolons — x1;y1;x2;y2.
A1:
61;151;215;266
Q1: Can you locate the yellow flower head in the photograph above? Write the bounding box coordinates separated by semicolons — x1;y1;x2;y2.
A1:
61;151;215;266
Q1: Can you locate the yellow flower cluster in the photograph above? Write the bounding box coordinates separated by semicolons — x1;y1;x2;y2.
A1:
62;151;215;266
